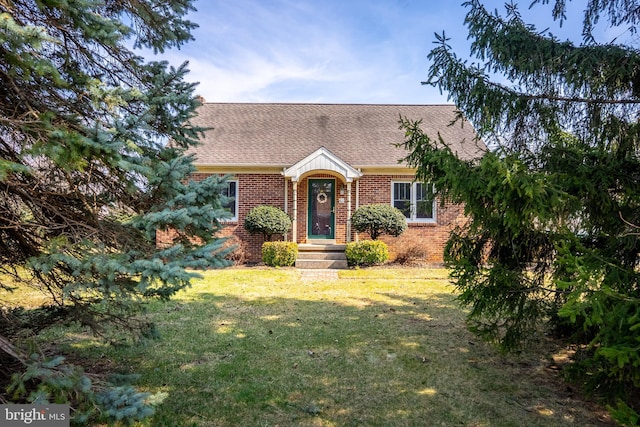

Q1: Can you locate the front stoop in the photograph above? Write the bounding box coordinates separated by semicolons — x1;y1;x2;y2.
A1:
296;243;348;269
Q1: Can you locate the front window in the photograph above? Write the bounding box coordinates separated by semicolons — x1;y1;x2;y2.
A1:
392;181;435;222
221;180;238;221
415;182;435;219
393;182;412;218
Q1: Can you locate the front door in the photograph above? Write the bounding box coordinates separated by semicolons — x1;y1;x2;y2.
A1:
308;179;335;239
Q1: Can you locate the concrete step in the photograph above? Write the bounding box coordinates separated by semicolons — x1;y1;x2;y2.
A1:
297;252;346;260
298;243;346;252
295;258;349;269
296;243;348;269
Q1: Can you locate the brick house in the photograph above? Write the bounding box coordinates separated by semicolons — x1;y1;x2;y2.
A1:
179;103;484;266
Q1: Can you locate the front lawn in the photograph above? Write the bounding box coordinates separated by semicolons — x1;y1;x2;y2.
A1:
53;268;612;426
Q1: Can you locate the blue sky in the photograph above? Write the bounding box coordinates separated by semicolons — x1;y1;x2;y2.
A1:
147;0;617;104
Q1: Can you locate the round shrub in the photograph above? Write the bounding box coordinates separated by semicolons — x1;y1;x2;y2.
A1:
350;204;407;240
262;241;298;267
345;240;389;267
244;205;292;241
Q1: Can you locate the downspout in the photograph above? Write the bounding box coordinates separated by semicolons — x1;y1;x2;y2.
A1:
292;180;298;243
283;171;288;241
346;181;352;243
355;175;360;242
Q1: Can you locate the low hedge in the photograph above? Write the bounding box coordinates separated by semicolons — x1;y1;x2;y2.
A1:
345;240;389;267
262;241;298;267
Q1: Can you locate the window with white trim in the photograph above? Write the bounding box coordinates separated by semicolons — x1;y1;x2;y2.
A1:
392;181;435;222
221;180;238;221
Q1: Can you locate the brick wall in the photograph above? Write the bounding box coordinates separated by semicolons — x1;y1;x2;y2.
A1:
379;202;465;264
158;172;466;264
222;173;288;262
356;175;465;264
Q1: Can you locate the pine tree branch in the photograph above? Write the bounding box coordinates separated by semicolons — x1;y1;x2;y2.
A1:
618;211;640;236
522;92;640;105
481;77;640;105
0;334;26;366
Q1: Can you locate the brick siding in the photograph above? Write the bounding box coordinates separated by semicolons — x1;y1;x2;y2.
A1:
157;172;466;264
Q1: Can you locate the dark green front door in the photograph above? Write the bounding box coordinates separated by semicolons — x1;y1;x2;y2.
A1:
308;179;335;239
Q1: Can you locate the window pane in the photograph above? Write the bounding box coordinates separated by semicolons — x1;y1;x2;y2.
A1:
415;182;434;219
393;182;411;218
221;181;236;217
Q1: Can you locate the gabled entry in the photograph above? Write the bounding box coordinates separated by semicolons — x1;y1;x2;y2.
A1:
283;147;362;244
308;179;335;239
282;147;362;183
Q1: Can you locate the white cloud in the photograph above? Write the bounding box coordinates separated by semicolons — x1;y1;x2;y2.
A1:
165;0;376;102
177;54;333;102
146;0;609;104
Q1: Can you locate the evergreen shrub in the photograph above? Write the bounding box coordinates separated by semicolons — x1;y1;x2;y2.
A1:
244;206;292;241
351;204;407;240
262;242;298;267
345;240;389;266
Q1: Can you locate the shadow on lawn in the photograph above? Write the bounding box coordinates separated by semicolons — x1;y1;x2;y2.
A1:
108;286;613;427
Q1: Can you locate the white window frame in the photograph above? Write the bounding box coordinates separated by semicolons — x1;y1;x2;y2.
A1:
221;180;238;222
391;181;436;223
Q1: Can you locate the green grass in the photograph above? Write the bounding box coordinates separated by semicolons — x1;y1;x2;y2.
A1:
48;268;611;426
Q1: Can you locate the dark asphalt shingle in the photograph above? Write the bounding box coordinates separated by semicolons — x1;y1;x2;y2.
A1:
188;103;484;167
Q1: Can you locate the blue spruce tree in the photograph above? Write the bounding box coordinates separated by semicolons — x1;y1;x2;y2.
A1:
0;0;229;422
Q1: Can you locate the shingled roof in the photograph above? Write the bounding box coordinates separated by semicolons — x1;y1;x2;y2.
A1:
187;103;484;168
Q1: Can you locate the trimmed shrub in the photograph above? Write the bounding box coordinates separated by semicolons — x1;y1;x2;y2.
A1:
244;205;292;241
345;240;389;267
262;241;298;267
351;204;407;240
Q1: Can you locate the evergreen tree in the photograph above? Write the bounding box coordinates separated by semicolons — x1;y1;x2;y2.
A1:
0;0;229;420
401;0;640;420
